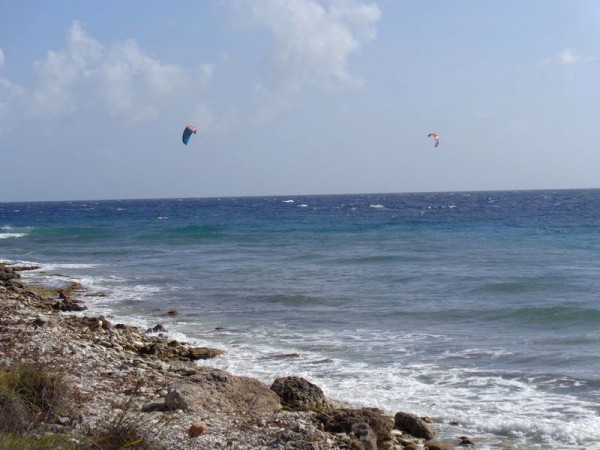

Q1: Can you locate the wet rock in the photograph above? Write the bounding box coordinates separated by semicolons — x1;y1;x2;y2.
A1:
316;407;393;444
424;440;455;450
395;412;436;440
186;346;224;360
146;324;167;333
53;299;87;312
270;376;329;411
166;309;178;316
458;436;474;446
0;266;19;282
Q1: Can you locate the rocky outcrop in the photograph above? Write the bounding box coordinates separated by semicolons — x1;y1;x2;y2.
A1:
0;265;19;282
352;422;378;450
186;346;224;360
316;407;394;444
425;440;456;450
165;367;282;414
270;375;330;411
395;411;436;440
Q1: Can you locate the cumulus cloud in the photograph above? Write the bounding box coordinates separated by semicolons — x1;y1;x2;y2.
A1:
233;0;380;120
0;22;214;130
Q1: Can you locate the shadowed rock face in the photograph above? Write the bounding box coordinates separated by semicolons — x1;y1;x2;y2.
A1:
165;368;282;414
315;407;394;444
270;376;330;411
394;411;436;440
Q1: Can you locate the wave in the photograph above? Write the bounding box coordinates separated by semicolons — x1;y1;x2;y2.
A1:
486;306;600;325
0;225;29;239
28;226;114;242
0;232;26;239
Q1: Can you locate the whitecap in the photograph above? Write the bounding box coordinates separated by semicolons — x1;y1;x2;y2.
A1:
0;233;25;239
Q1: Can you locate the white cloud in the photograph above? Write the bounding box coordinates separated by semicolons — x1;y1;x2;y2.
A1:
233;0;380;119
542;48;596;67
0;22;214;130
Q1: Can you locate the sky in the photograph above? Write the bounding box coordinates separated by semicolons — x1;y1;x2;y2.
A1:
1;0;599;201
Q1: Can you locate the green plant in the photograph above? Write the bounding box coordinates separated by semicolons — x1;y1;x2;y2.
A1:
0;363;72;435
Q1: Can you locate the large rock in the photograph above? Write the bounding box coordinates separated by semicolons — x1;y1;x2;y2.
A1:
424;440;455;450
394;412;436;440
186;346;224;360
270;376;329;411
352;422;377;450
165;368;281;414
315;407;393;444
0;266;19;283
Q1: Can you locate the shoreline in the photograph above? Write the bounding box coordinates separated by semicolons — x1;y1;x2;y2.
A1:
1;262;470;449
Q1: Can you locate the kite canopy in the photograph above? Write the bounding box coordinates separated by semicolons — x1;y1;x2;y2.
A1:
428;133;439;148
182;125;197;145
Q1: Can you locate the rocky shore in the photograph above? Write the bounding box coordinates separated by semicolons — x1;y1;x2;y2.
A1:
0;263;473;449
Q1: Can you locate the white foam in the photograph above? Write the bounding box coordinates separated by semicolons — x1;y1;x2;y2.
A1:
0;233;25;239
41;263;103;270
186;325;600;448
369;204;385;209
283;200;295;203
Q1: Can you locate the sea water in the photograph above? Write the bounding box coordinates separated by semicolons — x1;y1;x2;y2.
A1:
2;190;600;449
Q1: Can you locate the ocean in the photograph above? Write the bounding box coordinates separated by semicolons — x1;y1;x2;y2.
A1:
2;189;600;449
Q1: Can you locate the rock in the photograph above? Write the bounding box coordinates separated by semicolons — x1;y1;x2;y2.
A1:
458;436;474;446
166;309;178;316
424;440;455;450
188;423;206;438
394;412;436;440
146;324;167;333
316;408;393;444
165;367;281;414
352;423;377;450
186;346;224;360
33;314;52;327
270;376;329;411
10;265;41;272
0;267;19;282
141;402;169;412
53;299;87;312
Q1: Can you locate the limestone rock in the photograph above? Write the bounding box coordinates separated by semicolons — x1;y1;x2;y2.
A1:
425;440;455;450
352;422;377;450
165;367;281;414
394;412;436;440
316;407;393;444
186;346;224;360
270;376;329;411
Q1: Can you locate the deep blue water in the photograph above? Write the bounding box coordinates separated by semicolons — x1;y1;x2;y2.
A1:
2;190;600;449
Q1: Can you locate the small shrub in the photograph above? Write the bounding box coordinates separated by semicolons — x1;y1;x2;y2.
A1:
0;433;76;450
83;395;167;450
0;363;73;435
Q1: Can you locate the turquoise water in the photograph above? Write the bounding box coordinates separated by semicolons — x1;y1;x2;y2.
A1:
2;190;600;448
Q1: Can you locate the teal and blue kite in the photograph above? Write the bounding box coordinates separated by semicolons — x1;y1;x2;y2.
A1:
182;125;197;145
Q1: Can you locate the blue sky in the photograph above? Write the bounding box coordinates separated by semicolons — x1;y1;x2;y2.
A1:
1;0;599;201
